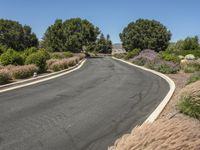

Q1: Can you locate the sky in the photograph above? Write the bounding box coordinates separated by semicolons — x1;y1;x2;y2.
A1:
0;0;200;43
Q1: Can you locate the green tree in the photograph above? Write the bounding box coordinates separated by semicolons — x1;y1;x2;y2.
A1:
0;19;38;51
96;34;112;54
42;19;65;52
42;18;100;53
120;19;171;52
182;36;199;50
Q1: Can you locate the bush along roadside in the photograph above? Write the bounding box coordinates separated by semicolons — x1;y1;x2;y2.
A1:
177;92;200;120
0;53;85;85
187;71;200;85
47;55;84;72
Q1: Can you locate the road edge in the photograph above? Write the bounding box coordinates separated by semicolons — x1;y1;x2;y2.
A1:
0;59;86;93
112;57;175;123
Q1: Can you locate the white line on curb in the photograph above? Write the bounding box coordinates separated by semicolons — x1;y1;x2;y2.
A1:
0;59;86;93
112;57;175;123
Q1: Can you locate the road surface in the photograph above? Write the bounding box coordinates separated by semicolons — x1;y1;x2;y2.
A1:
0;57;169;150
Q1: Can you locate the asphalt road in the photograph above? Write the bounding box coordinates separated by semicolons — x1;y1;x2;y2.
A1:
0;57;169;150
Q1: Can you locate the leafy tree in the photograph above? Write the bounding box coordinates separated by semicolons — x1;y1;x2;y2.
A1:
120;19;171;52
95;34;112;54
42;18;100;53
182;36;199;50
42;19;65;52
0;19;38;51
167;36;200;51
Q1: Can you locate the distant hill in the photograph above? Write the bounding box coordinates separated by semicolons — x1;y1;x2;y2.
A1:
112;43;126;54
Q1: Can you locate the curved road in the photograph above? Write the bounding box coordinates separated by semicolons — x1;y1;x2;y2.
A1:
0;57;169;150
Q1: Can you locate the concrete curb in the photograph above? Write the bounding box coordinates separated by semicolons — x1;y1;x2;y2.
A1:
0;59;86;93
112;57;175;123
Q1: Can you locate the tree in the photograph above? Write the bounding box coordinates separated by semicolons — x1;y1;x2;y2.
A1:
42;18;100;53
182;36;199;50
120;19;171;52
0;19;38;51
96;34;112;54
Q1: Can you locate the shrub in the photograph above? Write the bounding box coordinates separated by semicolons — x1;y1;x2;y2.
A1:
11;65;38;79
132;49;159;65
0;69;11;84
46;59;59;69
0;65;4;70
187;72;200;84
113;53;126;59
22;47;38;59
0;44;7;55
76;53;85;60
0;49;24;65
50;51;73;59
160;51;180;62
173;50;200;58
48;57;80;72
153;63;179;74
25;50;50;73
183;63;200;73
125;48;141;60
177;94;200;120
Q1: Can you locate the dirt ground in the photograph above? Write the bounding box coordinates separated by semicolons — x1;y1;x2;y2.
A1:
108;72;200;150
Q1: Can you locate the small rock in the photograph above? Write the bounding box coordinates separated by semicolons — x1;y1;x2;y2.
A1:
185;54;195;60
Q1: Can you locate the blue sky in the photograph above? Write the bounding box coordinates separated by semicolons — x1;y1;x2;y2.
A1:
0;0;200;43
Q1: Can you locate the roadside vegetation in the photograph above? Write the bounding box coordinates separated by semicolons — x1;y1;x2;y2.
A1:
113;19;200;75
110;18;200;150
0;18;112;85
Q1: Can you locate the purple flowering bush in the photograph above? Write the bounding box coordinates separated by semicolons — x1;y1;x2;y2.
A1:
132;49;159;66
132;49;180;74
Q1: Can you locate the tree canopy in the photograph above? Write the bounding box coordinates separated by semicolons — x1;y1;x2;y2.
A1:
0;19;38;51
42;18;100;52
120;19;171;52
95;34;112;54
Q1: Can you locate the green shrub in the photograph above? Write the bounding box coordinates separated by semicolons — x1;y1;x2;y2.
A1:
50;51;73;59
22;47;38;59
125;48;141;60
0;69;11;84
177;94;200;120
25;50;50;73
63;51;73;58
173;49;200;58
113;53;126;59
11;65;38;79
0;49;24;65
154;63;179;74
160;51;180;62
183;63;200;73
187;72;200;84
0;44;7;55
132;58;146;66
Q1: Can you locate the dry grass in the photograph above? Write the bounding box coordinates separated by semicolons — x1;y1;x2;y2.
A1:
47;56;82;72
10;64;38;79
108;115;200;150
0;69;11;84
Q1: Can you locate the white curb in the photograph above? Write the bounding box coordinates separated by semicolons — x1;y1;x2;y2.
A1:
0;59;86;93
112;57;175;123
